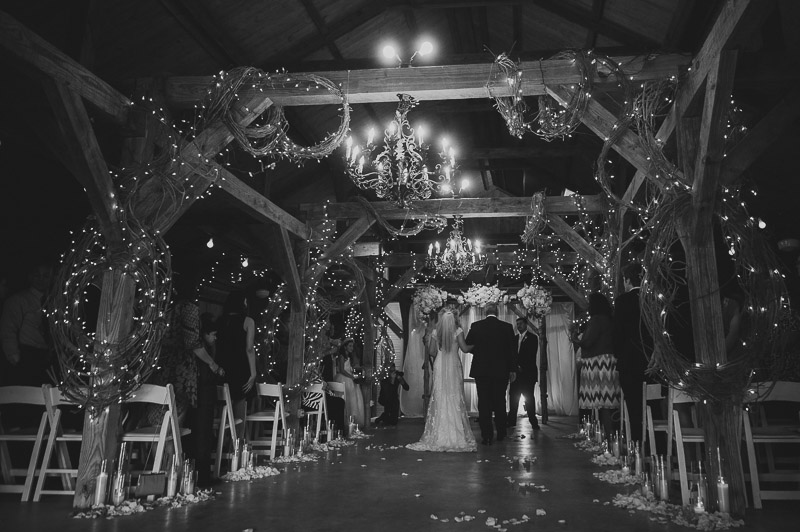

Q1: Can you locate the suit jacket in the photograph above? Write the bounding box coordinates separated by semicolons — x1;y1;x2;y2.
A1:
466;315;516;379
516;331;539;382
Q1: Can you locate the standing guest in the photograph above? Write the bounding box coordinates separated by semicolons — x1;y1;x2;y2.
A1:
334;338;366;429
321;335;345;433
465;302;517;445
508;317;540;430
147;276;220;425
193;313;224;486
571;292;619;438
375;365;409;426
0;262;53;386
613;263;651;443
216;291;256;439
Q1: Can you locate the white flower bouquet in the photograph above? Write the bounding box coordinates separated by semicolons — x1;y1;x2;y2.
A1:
412;285;448;319
459;283;505;307
517;284;552;319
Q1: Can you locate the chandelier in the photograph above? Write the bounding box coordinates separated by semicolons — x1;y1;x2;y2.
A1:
344;93;456;208
426;217;487;280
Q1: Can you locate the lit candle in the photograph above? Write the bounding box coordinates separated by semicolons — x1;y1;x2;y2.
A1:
358;156;365;173
717;477;729;514
417;125;425;146
428;243;433;256
345;136;352;160
435;241;440;253
351;145;360;164
367;127;375;146
449;146;456;166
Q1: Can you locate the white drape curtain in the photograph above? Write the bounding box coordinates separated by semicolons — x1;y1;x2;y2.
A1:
540;302;578;416
400;305;426;418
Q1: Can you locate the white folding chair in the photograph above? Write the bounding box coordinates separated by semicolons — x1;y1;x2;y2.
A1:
644;383;670;458
120;384;189;473
672;388;703;506
246;383;287;461
303;383;328;441
33;385;82;500
0;386;49;501
214;383;240;477
619;388;632;446
742;381;800;508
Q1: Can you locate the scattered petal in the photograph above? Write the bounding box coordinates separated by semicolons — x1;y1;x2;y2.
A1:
536;509;546;516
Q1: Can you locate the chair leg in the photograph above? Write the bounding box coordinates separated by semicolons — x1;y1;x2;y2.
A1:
33;410;62;502
215;409;227;478
742;411;762;509
646;407;657;457
672;411;690;506
22;412;49;502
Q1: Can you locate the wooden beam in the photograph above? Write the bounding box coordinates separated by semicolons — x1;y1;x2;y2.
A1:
297;0;343;59
382;251;580;268
463;146;584;159
0;10;131;125
42;80;123;247
692;51;738;213
320;216;375;260
547;84;679;181
164;54;687;108
214;168;312;240
540;263;589;309
386;265;424;302
279;227;303;308
546;214;607;273
301;195;606;221
720;87;800;185
158;0;247;67
663;0;754;142
528;0;659;49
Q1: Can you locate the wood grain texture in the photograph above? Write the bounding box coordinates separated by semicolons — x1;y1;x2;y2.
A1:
164;54;686;107
0;10;131;124
301;195;606;221
545;214;607;274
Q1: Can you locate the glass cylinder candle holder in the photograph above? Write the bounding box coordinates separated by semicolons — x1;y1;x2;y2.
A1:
111;472;128;506
93;459;109;506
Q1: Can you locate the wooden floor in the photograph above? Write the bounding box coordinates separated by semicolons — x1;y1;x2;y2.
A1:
0;415;795;531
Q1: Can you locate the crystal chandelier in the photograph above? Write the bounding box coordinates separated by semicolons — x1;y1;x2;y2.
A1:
344;93;456;208
426;217;487;280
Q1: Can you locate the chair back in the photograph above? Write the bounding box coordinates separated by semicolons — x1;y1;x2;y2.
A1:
255;383;284;400
119;383;184;471
644;383;664;401
0;386;47;407
671;388;697;404
303;383;327;440
745;381;800;403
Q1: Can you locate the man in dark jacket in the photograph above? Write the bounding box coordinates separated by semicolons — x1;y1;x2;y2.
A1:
508;317;540;430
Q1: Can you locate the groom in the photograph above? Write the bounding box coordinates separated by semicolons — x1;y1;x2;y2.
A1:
466;303;517;445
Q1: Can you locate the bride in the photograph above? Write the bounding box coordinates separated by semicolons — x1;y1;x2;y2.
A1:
407;308;477;452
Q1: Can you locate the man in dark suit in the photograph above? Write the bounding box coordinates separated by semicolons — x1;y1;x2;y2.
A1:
613;263;652;443
508;317;540;430
466;302;517;445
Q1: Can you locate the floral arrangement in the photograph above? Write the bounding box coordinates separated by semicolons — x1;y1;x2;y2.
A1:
412;285;448;319
517;284;552;319
458;283;505;307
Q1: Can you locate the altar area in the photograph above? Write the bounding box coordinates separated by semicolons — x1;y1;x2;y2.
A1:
398;301;579;419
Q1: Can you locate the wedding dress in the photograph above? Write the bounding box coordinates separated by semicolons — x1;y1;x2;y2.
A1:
335;358;366;427
407;323;477;452
400;306;425;417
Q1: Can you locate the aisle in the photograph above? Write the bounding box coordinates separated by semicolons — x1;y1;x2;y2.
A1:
0;416;793;531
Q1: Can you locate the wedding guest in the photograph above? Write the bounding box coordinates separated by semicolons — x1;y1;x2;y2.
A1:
508;316;540;430
333;338;366;429
613;263;651;443
571;292;619;438
193;313;224;486
216;291;256;438
0;261;54;386
375;364;409;426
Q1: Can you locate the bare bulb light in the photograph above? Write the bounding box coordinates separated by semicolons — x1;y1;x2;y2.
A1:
206;237;214;249
418;41;433;56
241;257;249;268
382;44;397;59
758;218;766;229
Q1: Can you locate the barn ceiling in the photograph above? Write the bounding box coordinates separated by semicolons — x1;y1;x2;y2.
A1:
1;0;799;298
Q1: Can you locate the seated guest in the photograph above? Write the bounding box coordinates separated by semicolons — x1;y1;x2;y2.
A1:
375;364;409;426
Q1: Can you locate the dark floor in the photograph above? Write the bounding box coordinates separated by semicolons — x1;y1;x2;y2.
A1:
0;416;795;532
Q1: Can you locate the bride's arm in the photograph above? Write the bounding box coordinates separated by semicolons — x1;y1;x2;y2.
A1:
456;330;473;352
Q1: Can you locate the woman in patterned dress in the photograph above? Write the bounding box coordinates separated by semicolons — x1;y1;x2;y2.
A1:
570;292;619;438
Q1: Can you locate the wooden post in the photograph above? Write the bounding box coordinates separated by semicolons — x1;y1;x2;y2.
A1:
539;315;549;425
72;270;135;508
360;278;375;426
286;308;305;435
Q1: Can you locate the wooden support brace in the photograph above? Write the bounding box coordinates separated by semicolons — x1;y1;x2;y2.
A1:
540;263;589;310
546;214;607;274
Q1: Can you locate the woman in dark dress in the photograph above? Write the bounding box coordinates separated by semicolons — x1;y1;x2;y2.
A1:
571;292;620;438
216;291;256;438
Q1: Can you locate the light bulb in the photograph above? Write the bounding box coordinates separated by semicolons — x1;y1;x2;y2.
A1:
418;41;433;56
461;178;469;190
758;218;766;229
241;257;249;268
382;44;396;59
206;237;214;249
